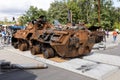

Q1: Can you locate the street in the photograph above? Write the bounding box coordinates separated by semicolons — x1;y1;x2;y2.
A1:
0;46;94;80
0;33;120;80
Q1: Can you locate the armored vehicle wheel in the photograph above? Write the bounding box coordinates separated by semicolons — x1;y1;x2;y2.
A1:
19;43;28;51
13;43;19;49
43;48;54;59
31;45;40;55
85;46;91;54
78;47;84;55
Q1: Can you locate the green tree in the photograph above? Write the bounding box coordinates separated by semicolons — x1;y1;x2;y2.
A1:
17;0;120;30
67;0;81;23
48;0;68;24
18;6;47;26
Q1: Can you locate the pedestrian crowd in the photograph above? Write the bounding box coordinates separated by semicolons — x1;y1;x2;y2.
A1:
0;25;11;45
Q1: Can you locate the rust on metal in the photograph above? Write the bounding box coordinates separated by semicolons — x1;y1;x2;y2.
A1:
30;23;97;58
12;16;54;51
12;16;105;59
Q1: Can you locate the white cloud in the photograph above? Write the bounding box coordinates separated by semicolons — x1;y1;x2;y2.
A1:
1;0;119;21
113;0;120;7
0;0;54;21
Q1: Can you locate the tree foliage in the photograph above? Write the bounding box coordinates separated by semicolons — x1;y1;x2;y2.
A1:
18;0;120;30
18;6;47;26
47;0;68;24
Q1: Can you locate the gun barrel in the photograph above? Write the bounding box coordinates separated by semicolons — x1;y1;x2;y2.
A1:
0;61;48;69
12;63;48;69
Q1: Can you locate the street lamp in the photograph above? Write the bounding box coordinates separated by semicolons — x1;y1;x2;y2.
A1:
98;0;101;26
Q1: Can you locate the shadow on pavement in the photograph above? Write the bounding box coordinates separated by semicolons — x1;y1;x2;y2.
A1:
0;69;37;80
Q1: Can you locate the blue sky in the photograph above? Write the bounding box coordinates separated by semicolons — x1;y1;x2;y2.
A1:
0;0;120;21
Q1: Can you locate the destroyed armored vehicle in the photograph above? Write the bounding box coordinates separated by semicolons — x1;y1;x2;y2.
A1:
88;26;106;43
30;28;95;58
12;15;105;59
11;22;36;51
11;16;54;51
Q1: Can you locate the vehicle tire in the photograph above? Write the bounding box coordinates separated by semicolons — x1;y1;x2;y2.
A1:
13;43;18;49
78;47;84;55
43;48;54;59
31;45;40;55
19;43;28;51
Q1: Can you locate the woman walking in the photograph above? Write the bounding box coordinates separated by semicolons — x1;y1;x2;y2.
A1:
112;30;118;43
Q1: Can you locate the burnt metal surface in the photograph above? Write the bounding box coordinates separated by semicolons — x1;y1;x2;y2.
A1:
11;22;35;50
12;16;105;59
88;26;106;43
30;27;96;58
11;16;54;51
50;29;95;58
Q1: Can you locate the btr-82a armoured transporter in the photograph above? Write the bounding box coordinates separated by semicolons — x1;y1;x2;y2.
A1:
30;25;95;58
11;16;54;51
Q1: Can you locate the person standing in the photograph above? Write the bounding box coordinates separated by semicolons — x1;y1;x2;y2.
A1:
1;29;6;44
112;29;118;43
106;30;109;38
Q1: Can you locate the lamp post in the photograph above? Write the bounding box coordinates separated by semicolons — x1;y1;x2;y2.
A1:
68;9;72;24
70;10;72;24
98;0;101;26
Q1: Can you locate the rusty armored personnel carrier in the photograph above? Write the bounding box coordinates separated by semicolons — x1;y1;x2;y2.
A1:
88;26;106;43
12;22;35;51
30;26;95;58
12;16;54;51
12;16;104;59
